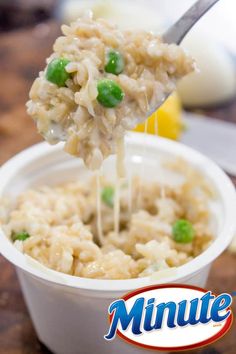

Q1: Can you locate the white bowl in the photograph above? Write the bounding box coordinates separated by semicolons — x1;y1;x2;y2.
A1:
0;133;236;354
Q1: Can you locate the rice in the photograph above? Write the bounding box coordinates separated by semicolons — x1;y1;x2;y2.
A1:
2;161;214;280
26;12;194;170
5;12;208;281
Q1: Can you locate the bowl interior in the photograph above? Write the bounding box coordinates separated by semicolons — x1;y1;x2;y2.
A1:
0;133;235;292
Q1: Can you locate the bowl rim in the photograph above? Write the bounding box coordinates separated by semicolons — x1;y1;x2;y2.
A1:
0;133;236;292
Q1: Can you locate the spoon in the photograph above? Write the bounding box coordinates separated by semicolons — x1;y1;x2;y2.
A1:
146;0;221;116
163;0;220;45
47;0;221;141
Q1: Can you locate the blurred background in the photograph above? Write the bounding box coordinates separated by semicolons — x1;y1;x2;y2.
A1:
0;1;235;354
0;0;236;172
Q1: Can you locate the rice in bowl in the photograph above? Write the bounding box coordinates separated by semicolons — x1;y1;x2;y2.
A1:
0;160;214;280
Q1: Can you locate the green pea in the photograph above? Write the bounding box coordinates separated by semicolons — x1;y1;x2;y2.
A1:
12;231;30;242
46;58;71;87
101;186;114;207
105;50;124;75
172;219;195;244
97;79;124;108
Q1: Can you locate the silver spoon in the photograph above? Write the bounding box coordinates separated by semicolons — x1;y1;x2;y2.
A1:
47;0;221;141
163;0;220;45
146;0;221;116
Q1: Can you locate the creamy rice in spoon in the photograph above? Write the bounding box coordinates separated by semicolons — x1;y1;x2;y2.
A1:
26;13;194;170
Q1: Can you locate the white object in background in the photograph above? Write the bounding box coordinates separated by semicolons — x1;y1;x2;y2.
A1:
59;0;163;32
181;112;236;176
177;31;236;107
0;135;236;354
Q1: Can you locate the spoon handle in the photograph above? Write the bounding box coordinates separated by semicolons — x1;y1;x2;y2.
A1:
163;0;221;44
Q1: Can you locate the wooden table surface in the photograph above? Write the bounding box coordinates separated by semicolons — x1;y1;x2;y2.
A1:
0;21;236;354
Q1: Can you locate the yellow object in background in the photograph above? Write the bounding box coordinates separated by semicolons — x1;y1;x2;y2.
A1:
134;93;183;140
